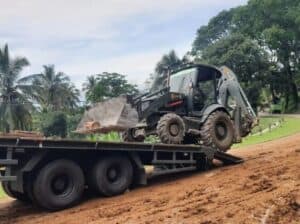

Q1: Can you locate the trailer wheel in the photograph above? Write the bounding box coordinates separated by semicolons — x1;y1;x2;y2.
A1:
157;113;185;144
89;156;133;196
200;110;234;152
1;181;30;202
32;159;85;211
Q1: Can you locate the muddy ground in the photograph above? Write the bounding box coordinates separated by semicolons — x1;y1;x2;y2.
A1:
0;133;299;224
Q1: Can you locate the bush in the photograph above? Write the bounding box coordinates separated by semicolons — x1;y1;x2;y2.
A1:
42;111;67;138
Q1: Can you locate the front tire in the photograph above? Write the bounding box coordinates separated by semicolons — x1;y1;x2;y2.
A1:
32;159;85;211
200;110;234;151
89;156;133;196
157;113;185;144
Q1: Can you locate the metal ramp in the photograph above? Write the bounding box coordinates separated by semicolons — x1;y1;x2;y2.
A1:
214;151;244;165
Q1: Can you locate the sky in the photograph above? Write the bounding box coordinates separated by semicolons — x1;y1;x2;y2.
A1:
0;0;247;89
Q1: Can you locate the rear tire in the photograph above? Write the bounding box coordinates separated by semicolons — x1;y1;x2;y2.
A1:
157;113;185;144
1;181;30;202
122;129;145;142
200;110;234;152
32;159;85;211
89;156;133;196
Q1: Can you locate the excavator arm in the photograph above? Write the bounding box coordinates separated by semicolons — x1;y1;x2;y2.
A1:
218;66;258;141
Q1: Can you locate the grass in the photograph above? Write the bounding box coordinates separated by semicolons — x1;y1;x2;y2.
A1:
87;132;121;142
234;116;300;148
0;184;5;199
251;116;281;134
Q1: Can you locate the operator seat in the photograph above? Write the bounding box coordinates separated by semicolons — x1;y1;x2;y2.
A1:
193;83;206;111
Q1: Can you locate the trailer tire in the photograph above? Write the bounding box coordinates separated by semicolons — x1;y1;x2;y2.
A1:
89;156;133;196
200;110;234;152
1;181;30;202
32;159;84;211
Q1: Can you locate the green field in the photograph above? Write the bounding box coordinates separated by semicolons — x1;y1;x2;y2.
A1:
250;116;282;134
0;184;5;199
234;116;300;148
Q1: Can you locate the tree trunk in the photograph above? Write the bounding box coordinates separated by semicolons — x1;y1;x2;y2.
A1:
284;64;298;112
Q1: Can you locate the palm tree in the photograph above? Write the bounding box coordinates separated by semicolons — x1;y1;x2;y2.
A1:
63;83;80;111
19;65;80;112
151;50;183;92
83;75;97;92
82;75;97;102
0;44;32;132
155;50;182;75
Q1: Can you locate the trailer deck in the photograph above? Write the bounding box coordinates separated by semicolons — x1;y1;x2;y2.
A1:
0;137;243;210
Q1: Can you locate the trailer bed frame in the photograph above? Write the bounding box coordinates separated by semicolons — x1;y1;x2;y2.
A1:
0;136;243;210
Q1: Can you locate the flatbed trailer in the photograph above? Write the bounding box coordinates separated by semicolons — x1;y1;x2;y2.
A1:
0;137;243;211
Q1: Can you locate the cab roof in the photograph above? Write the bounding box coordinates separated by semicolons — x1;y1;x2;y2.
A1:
171;63;222;79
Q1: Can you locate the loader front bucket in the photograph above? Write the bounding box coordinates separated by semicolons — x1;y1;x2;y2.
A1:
75;96;139;134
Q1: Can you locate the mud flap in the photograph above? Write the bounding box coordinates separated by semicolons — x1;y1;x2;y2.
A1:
129;152;147;186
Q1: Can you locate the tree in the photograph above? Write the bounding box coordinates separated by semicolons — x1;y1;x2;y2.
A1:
233;0;300;111
151;50;183;92
0;44;32;132
64;83;80;111
19;65;80;112
83;75;96;91
192;9;236;54
155;50;182;75
85;72;138;103
82;75;97;102
41;111;67;138
201;34;271;110
192;0;300;112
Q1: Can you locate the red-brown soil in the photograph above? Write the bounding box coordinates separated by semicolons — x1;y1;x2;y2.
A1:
0;133;299;224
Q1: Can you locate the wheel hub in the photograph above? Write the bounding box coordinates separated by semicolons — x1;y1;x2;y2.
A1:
215;122;227;140
217;126;225;136
107;167;119;182
169;123;180;136
51;175;69;195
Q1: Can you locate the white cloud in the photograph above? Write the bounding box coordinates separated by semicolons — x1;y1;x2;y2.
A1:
0;0;246;41
0;0;247;90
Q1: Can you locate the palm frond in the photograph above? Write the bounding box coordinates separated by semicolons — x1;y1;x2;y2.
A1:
10;57;30;76
17;73;42;84
0;44;33;132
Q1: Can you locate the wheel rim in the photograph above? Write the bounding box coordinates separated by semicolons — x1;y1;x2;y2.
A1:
169;123;180;136
107;165;121;183
51;174;73;196
215;121;228;140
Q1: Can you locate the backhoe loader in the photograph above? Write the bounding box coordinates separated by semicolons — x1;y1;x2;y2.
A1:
77;63;257;151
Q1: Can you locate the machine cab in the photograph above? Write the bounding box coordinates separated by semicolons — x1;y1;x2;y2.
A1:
169;64;221;114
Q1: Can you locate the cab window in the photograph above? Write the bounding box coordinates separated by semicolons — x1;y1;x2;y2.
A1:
169;68;197;95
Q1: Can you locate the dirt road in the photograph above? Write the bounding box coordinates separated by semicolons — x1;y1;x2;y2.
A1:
0;134;299;224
